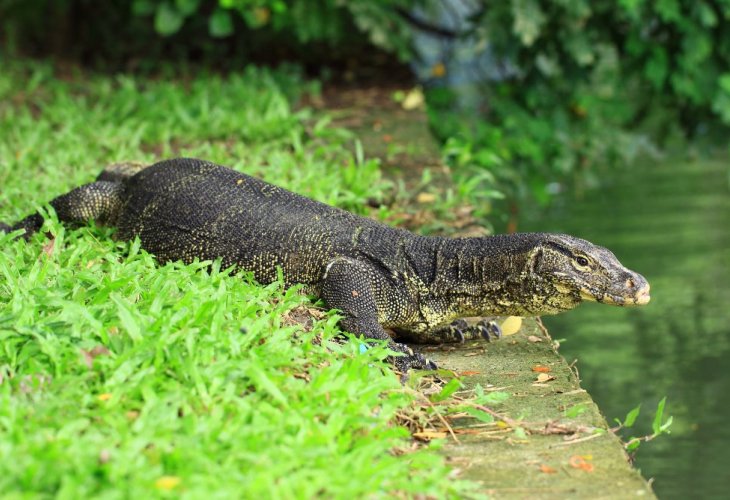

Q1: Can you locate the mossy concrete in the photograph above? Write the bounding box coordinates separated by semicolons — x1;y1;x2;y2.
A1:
421;319;655;499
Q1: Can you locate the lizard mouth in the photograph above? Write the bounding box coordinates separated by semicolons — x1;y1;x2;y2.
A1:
580;284;651;306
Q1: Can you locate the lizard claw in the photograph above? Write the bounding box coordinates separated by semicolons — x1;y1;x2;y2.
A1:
391;343;439;374
448;318;468;343
476;319;502;342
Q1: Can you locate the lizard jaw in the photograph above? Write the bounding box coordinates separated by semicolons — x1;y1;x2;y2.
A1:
579;283;651;306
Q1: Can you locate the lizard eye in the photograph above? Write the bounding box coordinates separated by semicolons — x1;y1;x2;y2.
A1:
575;256;590;267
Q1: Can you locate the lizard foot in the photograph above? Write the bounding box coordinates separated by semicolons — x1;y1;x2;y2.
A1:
475;318;502;342
448;318;469;343
390;343;438;375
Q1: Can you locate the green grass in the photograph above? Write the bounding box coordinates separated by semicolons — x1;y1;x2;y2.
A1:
0;60;472;498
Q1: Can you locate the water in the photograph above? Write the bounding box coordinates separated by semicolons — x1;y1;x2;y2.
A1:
519;156;730;499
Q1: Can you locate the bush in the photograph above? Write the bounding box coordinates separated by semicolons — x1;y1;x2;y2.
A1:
3;0;729;209
417;0;730;208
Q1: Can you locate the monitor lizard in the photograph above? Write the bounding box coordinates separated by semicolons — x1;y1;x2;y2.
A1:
1;158;651;374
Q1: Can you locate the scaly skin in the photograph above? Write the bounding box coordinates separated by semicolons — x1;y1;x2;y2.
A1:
2;158;651;374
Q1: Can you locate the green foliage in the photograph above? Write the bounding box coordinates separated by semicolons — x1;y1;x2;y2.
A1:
4;0;728;195
136;0;416;58
0;0;413;70
0;60;474;497
614;398;673;454
430;377;461;402
480;0;730;129
428;0;730;209
563;403;589;419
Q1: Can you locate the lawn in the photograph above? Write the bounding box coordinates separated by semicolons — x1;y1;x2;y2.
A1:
0;60;473;498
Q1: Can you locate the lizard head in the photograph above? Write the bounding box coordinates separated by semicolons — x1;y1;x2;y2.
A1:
524;233;650;314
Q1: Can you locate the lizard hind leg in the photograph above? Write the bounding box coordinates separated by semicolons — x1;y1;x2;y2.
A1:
4;181;125;238
95;161;149;183
320;256;437;374
401;318;502;344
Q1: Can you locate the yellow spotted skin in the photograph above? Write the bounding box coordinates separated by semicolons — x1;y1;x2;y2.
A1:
4;158;650;373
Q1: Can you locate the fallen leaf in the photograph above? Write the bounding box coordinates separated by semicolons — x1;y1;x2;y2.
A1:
98;449;111;464
459;370;482;376
532;365;551;373
97;393;112;401
527;335;543;343
416;192;436;204
569;455;594;472
500;316;522;336
155;476;182;490
81;346;111;369
402;87;425;110
536;373;556;383
42;239;55;258
540;464;557;474
413;431;448;441
463;352;480;357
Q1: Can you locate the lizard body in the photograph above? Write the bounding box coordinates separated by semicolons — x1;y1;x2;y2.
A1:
2;158;651;372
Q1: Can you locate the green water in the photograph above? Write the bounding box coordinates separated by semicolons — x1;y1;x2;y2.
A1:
519;156;730;499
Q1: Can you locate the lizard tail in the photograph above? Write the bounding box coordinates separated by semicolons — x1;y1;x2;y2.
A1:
4;181;125;239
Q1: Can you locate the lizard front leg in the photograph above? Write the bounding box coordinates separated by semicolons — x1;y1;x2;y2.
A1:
320;257;437;374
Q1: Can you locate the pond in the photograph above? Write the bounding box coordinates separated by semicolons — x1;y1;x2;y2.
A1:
518;155;730;499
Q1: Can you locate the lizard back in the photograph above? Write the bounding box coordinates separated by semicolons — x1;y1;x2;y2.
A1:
116;158;420;287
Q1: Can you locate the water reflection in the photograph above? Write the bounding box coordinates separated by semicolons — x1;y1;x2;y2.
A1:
519;157;730;499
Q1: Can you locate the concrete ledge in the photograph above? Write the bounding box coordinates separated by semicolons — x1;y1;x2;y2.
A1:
419;319;655;499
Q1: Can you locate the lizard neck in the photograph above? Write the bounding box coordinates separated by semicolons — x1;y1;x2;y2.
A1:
424;234;577;317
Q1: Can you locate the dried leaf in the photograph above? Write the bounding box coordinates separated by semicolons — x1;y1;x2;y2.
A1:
459;370;482;376
532;365;551;373
527;335;543;343
413;431;448;441
540;464;557;474
463;352;479;357
42;239;55;258
569;455;594;472
97;393;112;401
500;316;522;336
81;346;111;369
416;192;436;203
402;87;425;110
536;373;556;383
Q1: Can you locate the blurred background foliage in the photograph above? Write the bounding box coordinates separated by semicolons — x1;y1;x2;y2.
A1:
2;0;729;206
